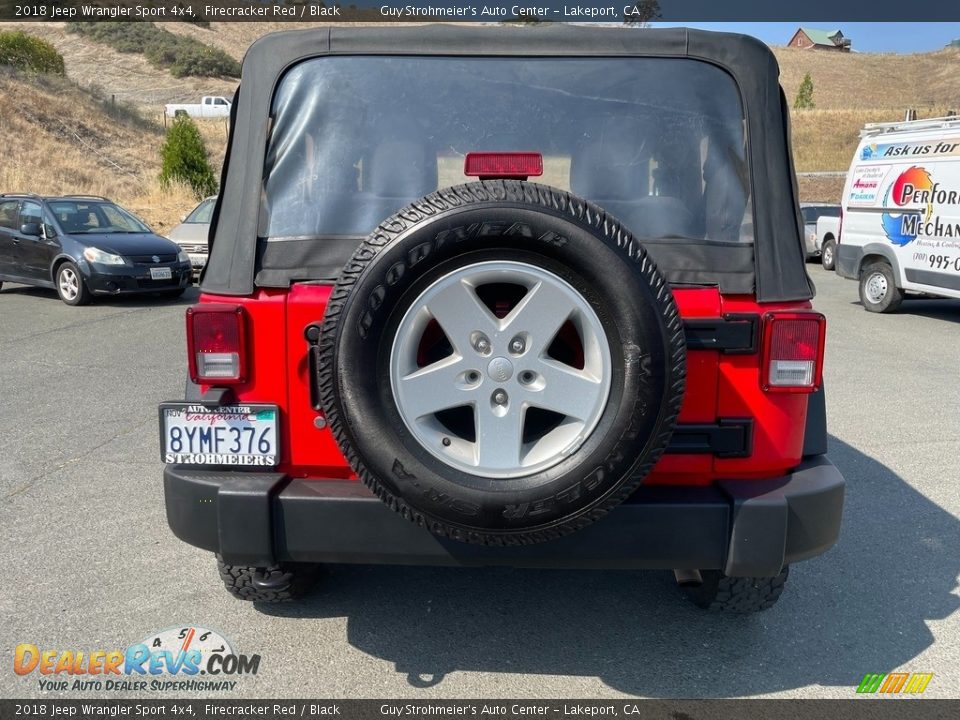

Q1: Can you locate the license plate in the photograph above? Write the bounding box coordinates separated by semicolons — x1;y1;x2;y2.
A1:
159;403;279;466
188;254;207;268
151;267;172;280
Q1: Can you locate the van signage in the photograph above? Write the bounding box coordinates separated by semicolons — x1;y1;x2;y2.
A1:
880;166;960;246
861;138;960;161
847;165;890;206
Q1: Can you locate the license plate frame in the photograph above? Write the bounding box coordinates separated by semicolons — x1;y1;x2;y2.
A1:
150;267;173;280
159;403;280;466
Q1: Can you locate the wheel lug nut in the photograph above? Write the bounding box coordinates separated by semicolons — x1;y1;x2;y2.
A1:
492;390;508;406
509;337;525;354
466;371;480;383
474;336;490;354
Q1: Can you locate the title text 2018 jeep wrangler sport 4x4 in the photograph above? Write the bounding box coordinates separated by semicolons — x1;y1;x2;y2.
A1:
161;26;844;613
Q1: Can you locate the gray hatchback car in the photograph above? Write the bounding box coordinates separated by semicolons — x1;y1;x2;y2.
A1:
168;196;215;277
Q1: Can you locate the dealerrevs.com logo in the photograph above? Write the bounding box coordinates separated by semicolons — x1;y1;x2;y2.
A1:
13;626;260;692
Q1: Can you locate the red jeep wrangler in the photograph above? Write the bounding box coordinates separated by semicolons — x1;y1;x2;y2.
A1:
161;26;844;613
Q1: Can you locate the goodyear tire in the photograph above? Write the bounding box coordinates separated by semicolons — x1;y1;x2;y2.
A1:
318;181;686;545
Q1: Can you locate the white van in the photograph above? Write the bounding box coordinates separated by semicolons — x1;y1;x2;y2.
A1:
835;116;960;312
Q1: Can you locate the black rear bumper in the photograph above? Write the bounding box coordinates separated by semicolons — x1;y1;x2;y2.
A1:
164;455;843;577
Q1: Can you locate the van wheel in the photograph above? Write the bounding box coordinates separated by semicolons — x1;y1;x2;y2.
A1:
216;555;320;602
683;567;789;613
859;261;903;313
821;239;836;271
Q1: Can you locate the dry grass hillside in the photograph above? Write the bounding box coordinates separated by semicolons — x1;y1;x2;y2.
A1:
774;46;960;200
4;22;237;109
4;22;960;224
0;68;227;233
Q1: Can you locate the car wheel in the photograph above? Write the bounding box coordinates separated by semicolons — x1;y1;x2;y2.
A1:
318;180;686;546
682;567;789;613
859;261;903;313
821;239;836;271
56;261;91;306
216;555;320;602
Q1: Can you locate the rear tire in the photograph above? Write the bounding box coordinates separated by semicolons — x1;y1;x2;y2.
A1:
859;261;903;313
820;239;836;271
683;567;789;613
216;555;320;602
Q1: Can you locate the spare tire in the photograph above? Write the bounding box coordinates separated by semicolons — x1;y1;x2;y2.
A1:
318;181;685;545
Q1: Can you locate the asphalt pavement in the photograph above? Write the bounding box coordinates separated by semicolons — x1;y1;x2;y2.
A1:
0;267;957;699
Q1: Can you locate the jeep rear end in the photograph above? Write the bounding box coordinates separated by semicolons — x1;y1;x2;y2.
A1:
161;26;844;612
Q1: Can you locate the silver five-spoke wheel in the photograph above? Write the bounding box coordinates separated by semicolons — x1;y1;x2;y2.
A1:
58;266;79;301
390;261;612;479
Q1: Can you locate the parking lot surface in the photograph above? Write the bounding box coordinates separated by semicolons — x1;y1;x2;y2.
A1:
1;268;957;699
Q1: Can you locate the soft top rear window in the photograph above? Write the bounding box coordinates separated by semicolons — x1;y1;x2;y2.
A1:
261;56;751;245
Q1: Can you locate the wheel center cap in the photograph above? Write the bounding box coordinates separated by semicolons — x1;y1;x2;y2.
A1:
487;356;514;383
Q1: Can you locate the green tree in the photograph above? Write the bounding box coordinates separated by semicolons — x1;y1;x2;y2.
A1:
159;116;218;200
623;0;661;26
794;72;815;110
0;31;65;75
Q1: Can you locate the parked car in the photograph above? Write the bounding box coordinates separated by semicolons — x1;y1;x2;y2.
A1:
836;114;960;312
817;214;842;270
168;196;215;277
165;96;232;119
0;194;192;305
800;202;841;261
160;27;844;613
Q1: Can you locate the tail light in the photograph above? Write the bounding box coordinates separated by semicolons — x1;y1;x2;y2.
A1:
464;152;543;180
186;305;247;384
761;312;825;393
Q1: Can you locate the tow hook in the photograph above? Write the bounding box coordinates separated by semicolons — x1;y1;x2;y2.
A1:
251;570;294;593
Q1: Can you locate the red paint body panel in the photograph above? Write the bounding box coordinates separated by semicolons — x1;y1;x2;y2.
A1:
285;283;353;478
714;295;813;480
193;286;816;486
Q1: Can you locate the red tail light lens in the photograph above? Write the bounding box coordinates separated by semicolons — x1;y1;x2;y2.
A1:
464;152;543;179
761;312;825;393
186;305;247;384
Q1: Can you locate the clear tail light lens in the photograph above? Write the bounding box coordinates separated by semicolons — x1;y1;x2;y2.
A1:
186;305;247;384
761;312;826;393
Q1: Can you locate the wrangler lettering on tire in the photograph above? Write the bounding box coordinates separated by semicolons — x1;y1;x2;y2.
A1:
317;180;686;545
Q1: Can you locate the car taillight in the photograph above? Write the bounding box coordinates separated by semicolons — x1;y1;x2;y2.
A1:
186;304;247;384
464;152;543;180
761;312;825;393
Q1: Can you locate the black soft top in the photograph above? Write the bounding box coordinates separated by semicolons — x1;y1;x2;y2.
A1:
203;25;812;303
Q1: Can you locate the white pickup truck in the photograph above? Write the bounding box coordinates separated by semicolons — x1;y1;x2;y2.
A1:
816;215;842;271
165;96;231;119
